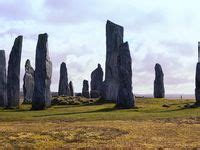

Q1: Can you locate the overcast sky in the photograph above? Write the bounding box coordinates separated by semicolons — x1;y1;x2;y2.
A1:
0;0;199;94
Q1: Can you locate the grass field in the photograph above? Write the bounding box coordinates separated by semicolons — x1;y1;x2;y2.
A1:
0;98;200;149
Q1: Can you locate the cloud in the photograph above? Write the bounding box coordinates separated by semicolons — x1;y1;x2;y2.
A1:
0;0;200;94
0;0;34;21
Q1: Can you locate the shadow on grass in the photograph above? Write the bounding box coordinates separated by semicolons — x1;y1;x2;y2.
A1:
32;107;139;118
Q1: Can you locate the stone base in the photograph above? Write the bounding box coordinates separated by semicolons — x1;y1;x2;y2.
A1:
90;90;100;98
82;92;90;98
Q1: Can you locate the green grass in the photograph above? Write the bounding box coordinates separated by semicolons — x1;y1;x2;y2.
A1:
1;98;200;149
0;98;198;122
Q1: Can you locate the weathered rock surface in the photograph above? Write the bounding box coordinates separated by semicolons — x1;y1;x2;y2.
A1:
0;50;7;107
32;33;52;110
69;81;74;96
23;59;34;103
58;62;70;96
154;63;165;98
195;62;200;105
90;64;103;98
82;80;90;98
7;36;23;108
102;20;124;101
116;42;135;108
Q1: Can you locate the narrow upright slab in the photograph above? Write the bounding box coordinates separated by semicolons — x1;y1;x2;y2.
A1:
195;63;200;104
102;20;124;101
116;42;135;108
198;42;200;62
7;36;23;108
58;62;70;96
82;80;90;98
154;63;165;98
90;64;103;98
32;33;52;110
0;50;7;107
196;42;200;105
69;81;74;96
23;59;34;103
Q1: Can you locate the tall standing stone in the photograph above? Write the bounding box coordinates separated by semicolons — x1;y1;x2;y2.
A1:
90;64;103;98
32;33;52;110
195;42;200;105
0;50;7;107
154;63;165;98
82;80;90;98
116;42;135;108
69;81;74;96
7;36;23;108
58;62;70;96
102;20;124;101
23;59;34;103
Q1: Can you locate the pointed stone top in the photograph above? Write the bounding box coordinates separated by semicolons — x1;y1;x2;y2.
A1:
120;41;129;48
155;63;163;76
39;33;48;37
25;59;31;67
14;35;23;43
61;62;66;66
97;64;101;68
155;63;161;68
198;42;200;62
106;20;124;29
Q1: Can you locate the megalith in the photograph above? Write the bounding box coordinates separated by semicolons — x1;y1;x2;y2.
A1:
7;36;23;108
116;42;135;108
154;63;165;98
0;50;7;107
102;20;124;101
69;81;74;96
90;64;103;98
58;62;70;96
23;59;34;103
32;33;52;110
195;42;200;105
82;80;90;98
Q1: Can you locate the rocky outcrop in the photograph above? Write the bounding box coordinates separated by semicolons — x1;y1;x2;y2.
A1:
90;64;103;98
7;36;23;108
116;42;135;108
32;33;52;110
102;20;124;101
154;63;165;98
23;59;34;103
58;62;70;96
69;81;74;96
0;50;7;107
82;80;90;98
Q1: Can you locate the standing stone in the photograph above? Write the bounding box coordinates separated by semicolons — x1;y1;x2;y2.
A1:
90;64;103;98
0;50;7;107
195;63;200;105
7;36;23;108
58;62;70;96
102;20;124;101
195;42;200;105
154;63;165;98
82;80;90;98
23;59;34;103
116;42;135;108
32;33;52;110
69;81;74;96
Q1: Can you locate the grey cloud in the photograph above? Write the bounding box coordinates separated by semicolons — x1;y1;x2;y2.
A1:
0;0;34;21
160;41;195;56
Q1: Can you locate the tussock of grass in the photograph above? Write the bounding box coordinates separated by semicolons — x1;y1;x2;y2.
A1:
0;98;200;149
